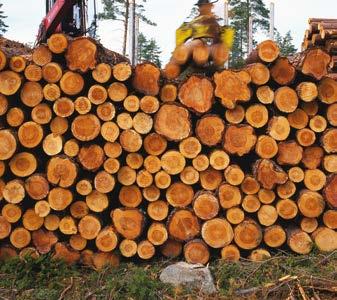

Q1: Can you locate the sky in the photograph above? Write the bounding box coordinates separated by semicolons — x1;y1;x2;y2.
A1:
2;0;337;64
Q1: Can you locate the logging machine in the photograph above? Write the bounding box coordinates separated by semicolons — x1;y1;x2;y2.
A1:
37;0;98;44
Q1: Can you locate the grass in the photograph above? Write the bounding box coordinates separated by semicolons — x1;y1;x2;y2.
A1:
0;251;337;299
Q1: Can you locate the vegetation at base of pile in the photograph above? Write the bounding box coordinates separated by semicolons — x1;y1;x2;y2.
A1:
0;251;336;300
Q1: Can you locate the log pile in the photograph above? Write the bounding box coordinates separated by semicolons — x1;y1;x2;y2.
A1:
0;34;336;269
302;18;337;78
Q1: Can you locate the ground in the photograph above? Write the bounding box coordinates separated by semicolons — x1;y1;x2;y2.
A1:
0;250;336;300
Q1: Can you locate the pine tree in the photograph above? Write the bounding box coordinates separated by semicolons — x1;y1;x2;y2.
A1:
99;0;156;56
275;30;297;56
137;33;162;67
228;0;270;67
0;3;8;36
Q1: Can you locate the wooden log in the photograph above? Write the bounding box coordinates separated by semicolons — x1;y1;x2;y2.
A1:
144;155;161;174
47;33;68;54
277;180;296;199
161;150;186;175
119;185;142;208
301;146;323;170
133;112;153;134
270;57;296;86
287;109;309;130
60;71;84;96
71;114;101;142
226;207;244;225
274;87;298;113
196;115;225;146
277;141;303;165
147;222;168;246
324;174;337;208
59;216;77;235
88;84;108;105
147;200;169;221
95;226;118;252
112;62;132;81
25;174;49;200
78;215;101;240
126;153;143;169
66;37;97;72
143;185;160;202
322;129;337;154
209;150;230;170
6;107;24;127
0;216;11;239
160;239;182;258
32;44;52;66
143;133;167;156
167;209;200;242
258;189;275;204
78;144;104;171
224;165;245;186
192;154;209;172
221;244;240;261
288;166;305;183
242;195;261;213
241;175;260;195
166;182;194;208
112;208;144;239
287;228;313;254
53;243;80;265
9;152;37;177
136;169;153;188
70;234;87;251
25;64;42;82
193;191;219;220
35;200;51;218
257;205;278;226
327;103;337;126
42;62;62;83
253;159;288;190
119;129;143;153
200;168;222;191
247;63;270;85
300;217;318;233
48;187;73;211
248;249;271;261
214;70;251;109
3;179;25;204
318;77;337;104
268;116;290;141
225;105;245;124
211;43;229;66
140;96;159;114
86;190;109;213
323;210;337;229
256;85;274;104
178;75;214;114
9;56;26;73
43;83;61;101
323;155;337;173
298;190;325;218
201;218;233;249
218;183;241;209
10;227;31;249
76;180;92;196
119;239;137;258
312;227;337;252
44;214;60;231
2;204;21;223
257;40;280;63
180;166;199;185
289;49;331;80
133;63;160;96
31;103;53;125
70;201;89;219
296;82;318;102
0;48;7;71
154;104;191;141
104;142;122;158
264;225;286;248
223;125;257;156
117;113;132;130
184;239;210;265
163;61;180;80
245;104;268;128
303;169;326;191
276;199;298;220
255;135;278;159
0;94;8;116
117;166;136;186
160;83;178;102
234;219;262;250
92;63;111;83
137;240;155;260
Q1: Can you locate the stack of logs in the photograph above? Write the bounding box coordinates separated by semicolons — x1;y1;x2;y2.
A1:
302;18;337;77
0;34;337;269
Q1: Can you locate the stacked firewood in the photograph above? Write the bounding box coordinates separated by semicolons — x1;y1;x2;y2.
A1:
0;34;336;269
302;18;337;76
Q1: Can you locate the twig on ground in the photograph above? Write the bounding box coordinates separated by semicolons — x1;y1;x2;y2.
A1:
58;277;74;300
